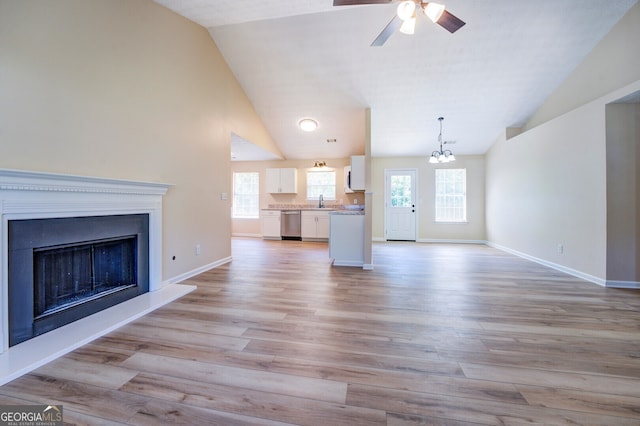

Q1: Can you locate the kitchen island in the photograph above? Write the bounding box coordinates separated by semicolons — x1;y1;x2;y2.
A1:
329;211;365;267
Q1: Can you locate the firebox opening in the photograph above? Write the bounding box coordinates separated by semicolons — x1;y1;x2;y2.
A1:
34;235;138;319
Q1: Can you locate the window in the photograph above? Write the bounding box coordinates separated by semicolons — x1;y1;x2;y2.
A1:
307;171;336;201
390;175;412;207
435;168;466;222
232;172;259;218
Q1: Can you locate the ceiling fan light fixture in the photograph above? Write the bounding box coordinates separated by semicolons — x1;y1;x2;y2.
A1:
424;2;445;23
399;16;416;35
396;1;416;21
298;118;318;132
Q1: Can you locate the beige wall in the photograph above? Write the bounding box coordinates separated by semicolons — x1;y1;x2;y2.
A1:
230;158;365;236
486;101;609;279
371;156;486;242
606;102;640;282
486;1;640;284
0;0;278;281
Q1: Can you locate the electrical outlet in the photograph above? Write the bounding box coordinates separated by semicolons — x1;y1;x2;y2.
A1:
557;244;563;254
196;244;201;256
221;192;228;201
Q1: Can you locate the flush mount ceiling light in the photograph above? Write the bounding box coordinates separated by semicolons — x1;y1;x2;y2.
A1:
298;118;318;132
429;116;456;164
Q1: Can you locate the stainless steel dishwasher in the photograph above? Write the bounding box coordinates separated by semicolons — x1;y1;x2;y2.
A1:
281;210;301;240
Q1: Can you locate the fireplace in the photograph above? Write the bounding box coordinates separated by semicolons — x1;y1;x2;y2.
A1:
8;214;149;346
0;168;172;355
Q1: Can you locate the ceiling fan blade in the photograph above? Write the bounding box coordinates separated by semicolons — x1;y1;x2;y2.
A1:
437;9;466;33
333;0;392;5
371;14;402;46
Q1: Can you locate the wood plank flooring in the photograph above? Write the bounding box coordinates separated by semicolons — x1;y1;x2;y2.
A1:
1;238;640;425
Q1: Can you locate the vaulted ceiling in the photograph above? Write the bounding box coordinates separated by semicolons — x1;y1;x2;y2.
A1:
154;0;637;160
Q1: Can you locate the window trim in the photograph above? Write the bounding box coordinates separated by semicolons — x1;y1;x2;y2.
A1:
434;168;467;223
306;170;337;201
232;172;260;219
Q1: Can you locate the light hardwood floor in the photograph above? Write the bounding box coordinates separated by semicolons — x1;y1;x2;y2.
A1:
1;238;640;425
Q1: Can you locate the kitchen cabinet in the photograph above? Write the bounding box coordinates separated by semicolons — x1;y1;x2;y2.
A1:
261;210;281;239
301;210;330;240
349;155;365;191
266;168;297;193
329;212;365;266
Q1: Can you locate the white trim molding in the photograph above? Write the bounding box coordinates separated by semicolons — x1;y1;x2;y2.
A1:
487;241;606;287
418;238;487;244
605;280;640;289
164;257;232;286
231;233;263;238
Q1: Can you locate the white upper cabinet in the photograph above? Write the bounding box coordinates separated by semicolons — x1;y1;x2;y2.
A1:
349;155;365;191
266;168;297;193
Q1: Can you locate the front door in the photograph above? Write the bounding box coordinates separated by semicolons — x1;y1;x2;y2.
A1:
384;169;417;241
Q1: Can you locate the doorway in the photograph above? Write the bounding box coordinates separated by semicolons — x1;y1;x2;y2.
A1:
384;169;417;241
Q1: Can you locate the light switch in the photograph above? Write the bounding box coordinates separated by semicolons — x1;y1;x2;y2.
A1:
221;192;228;200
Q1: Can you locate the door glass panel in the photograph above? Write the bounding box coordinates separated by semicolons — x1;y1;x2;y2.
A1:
390;175;412;207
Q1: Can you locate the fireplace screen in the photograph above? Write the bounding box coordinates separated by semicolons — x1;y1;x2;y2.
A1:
33;236;137;318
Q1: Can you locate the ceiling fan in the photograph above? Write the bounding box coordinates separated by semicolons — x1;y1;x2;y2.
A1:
333;0;466;46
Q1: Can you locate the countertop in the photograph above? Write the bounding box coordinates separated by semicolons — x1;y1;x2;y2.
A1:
261;208;337;211
330;210;364;215
262;207;364;211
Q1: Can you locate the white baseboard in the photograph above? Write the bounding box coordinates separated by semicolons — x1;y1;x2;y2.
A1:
373;237;486;244
363;263;374;270
164;256;232;286
232;233;262;238
418;238;487;244
332;260;364;267
486;242;606;287
605;280;640;289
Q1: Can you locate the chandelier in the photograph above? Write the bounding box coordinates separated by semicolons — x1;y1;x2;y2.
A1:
429;116;455;163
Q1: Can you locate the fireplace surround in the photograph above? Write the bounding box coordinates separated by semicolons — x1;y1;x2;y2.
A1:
0;168;172;354
9;214;150;346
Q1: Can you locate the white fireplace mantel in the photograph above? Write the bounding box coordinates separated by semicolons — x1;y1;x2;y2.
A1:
0;168;193;383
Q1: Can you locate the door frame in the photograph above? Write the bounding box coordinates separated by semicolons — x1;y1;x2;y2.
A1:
384;168;418;241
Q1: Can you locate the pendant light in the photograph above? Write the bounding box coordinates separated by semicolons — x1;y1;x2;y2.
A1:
429;117;456;164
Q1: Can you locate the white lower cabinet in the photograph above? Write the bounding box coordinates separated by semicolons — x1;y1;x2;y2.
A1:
301;210;330;240
261;210;281;239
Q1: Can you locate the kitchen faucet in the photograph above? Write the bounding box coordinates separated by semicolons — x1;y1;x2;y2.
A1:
318;194;324;208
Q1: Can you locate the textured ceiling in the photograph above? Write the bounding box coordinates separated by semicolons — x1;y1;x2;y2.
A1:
154;0;637;160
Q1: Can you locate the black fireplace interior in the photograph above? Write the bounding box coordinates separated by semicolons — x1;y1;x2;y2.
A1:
34;236;138;318
9;214;149;347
